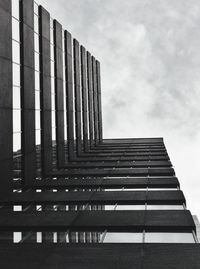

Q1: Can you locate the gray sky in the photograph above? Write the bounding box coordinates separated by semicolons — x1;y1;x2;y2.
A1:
38;0;200;217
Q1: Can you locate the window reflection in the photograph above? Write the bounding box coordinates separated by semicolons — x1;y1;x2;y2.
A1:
116;205;145;210
103;232;143;243
147;205;184;210
12;0;19;19
13;133;21;152
13;86;21;109
12;40;20;64
12;17;20;42
13;232;22;243
13;109;21;133
13;63;20;86
145;232;195;243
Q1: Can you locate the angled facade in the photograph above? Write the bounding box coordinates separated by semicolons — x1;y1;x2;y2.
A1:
0;0;200;268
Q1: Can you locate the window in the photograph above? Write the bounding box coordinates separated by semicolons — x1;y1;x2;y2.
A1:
13;109;21;133
13;232;22;243
35;52;39;72
12;0;19;19
13;63;20;86
148;188;178;191
103;232;143;243
104;205;116;210
13;133;21;151
145;232;195;243
12;17;20;42
12;40;20;64
35;71;40;90
13;86;21;109
13;205;22;211
35;90;40;110
116;205;145;210
147;205;184;210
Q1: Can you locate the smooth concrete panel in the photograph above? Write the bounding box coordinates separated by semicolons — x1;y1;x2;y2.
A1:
73;39;82;155
0;0;11;13
20;0;34;28
0;6;12;60
92;56;99;144
20;0;36;185
145;210;195;232
0;58;12;108
87;52;94;145
39;6;52;175
22;66;35;109
0;2;12;192
0;243;200;269
96;60;103;143
54;20;65;167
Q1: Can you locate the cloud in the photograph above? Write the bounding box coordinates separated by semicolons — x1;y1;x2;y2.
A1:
38;0;200;216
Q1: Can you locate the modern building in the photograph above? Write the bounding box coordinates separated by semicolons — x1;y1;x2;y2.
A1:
0;0;200;268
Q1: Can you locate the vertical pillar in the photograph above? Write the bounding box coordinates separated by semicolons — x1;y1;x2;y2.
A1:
20;0;36;186
73;39;82;156
54;20;65;167
87;52;94;148
80;46;89;152
39;6;52;175
92;56;99;145
64;31;75;161
96;60;103;144
0;0;12;192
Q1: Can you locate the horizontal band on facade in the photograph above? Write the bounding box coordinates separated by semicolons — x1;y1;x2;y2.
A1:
0;210;195;232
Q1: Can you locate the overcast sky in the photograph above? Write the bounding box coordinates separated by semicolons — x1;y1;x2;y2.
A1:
38;0;200;217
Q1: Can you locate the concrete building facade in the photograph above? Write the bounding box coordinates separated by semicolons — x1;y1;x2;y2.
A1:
0;0;200;267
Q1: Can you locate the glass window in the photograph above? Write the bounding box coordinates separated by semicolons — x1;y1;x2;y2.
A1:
52;128;56;140
35;71;40;90
148;188;178;191
34;15;39;34
50;28;54;44
116;205;145;210
35;110;41;130
52;110;56;128
13;232;22;243
104;189;122;192
13;63;20;86
51;77;55;93
147;205;184;210
104;188;147;191
53;232;57;243
12;0;19;19
35;52;39;72
13;86;21;109
34;2;38;15
145;233;195;243
12;40;20;64
36;205;42;211
51;58;54;74
103;232;143;243
13;205;22;211
35;130;41;145
104;205;116;210
13;110;21;133
35;91;40;110
12;17;20;41
123;188;147;191
34;33;39;53
50;45;54;60
37;232;42;243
